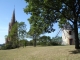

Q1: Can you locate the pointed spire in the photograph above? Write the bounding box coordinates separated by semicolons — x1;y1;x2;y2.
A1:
11;6;16;25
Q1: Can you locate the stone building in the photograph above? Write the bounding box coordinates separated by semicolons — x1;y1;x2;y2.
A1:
62;22;75;45
6;9;18;43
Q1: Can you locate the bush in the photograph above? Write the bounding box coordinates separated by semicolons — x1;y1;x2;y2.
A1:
46;42;52;46
1;45;6;50
19;40;29;47
51;42;59;46
29;40;33;46
1;43;13;50
1;41;19;50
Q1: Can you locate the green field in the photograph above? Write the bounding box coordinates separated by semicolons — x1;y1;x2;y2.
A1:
0;45;80;60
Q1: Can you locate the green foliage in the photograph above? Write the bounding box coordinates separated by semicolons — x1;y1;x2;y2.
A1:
27;22;42;47
38;36;51;46
29;40;33;46
18;22;27;40
9;22;18;37
58;18;67;28
0;44;7;50
37;36;62;46
8;22;18;43
4;22;27;49
24;0;56;35
5;22;19;49
78;32;80;44
19;40;28;47
8;22;27;41
36;36;62;46
51;36;62;45
1;41;19;50
24;0;80;31
24;0;80;49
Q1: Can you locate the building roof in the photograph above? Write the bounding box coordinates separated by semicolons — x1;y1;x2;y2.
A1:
63;22;73;30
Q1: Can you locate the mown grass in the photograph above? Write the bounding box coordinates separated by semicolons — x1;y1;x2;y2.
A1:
0;45;80;60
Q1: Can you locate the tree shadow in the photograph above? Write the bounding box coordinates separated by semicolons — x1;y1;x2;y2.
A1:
69;49;80;54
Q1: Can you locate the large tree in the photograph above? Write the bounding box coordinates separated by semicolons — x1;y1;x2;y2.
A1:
27;24;42;47
7;22;27;48
24;0;80;49
18;22;27;40
7;22;18;48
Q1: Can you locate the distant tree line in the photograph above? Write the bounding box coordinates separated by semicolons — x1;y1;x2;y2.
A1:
1;31;80;50
0;35;62;50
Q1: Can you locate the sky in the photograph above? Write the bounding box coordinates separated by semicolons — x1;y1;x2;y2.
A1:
0;0;61;44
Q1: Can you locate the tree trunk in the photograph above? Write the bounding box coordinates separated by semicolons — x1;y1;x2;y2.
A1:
74;20;80;49
33;39;36;47
33;35;36;47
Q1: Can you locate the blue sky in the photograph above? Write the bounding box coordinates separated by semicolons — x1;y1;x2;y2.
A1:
0;0;61;44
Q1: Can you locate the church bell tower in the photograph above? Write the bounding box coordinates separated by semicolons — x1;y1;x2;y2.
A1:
6;8;17;43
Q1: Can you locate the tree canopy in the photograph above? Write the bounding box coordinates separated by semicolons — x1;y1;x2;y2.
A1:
4;22;27;49
24;0;80;49
18;22;27;40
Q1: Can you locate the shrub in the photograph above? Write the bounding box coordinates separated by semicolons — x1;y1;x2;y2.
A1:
1;45;6;50
29;40;33;46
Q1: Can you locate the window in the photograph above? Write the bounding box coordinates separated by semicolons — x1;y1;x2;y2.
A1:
69;31;72;35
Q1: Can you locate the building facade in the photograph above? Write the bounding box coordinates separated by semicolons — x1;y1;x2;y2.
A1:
62;23;75;45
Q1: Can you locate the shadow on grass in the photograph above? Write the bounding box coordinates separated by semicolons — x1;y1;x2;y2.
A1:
69;49;80;54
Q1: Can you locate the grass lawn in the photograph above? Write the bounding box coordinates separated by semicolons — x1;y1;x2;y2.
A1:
0;45;80;60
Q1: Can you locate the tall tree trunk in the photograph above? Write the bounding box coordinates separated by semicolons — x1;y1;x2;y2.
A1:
74;20;80;49
33;39;36;47
33;35;36;47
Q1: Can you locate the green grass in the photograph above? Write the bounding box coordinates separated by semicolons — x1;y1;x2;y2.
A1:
0;45;80;60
